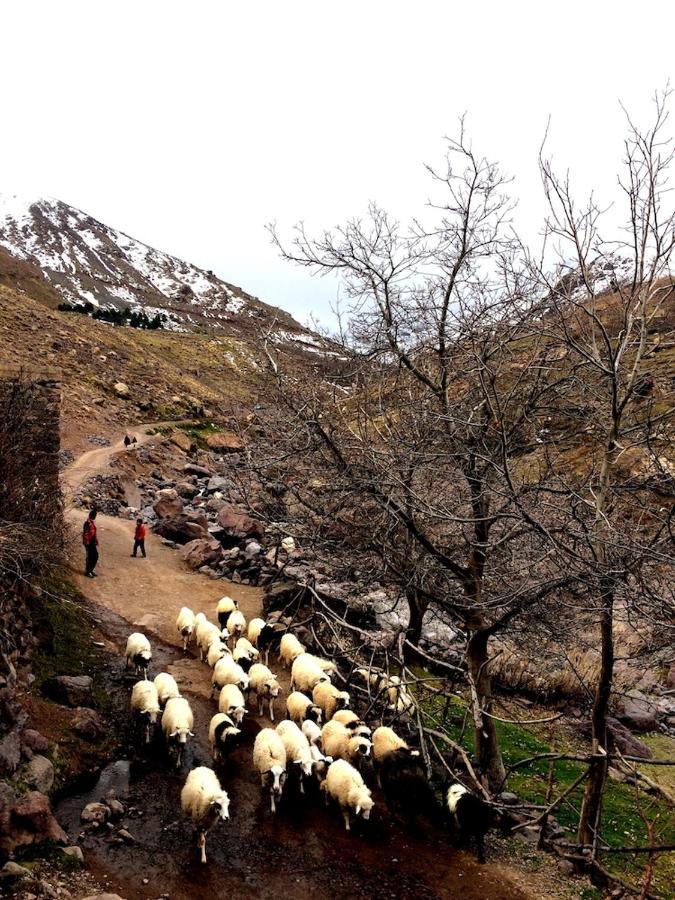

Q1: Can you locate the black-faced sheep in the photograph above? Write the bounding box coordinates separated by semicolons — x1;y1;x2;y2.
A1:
206;639;231;668
208;713;241;762
253;728;287;813
321;759;374;831
322;720;372;768
247;617;277;665
216;595;238;628
176;606;196;652
286;690;322;726
372;727;436;820
181;766;230;864
446;783;492;863
125;632;152;679
130;680;160;744
248;663;281;720
218;684;247;725
153;672;180;707
332;710;371;738
312;681;350;721
162;696;194;768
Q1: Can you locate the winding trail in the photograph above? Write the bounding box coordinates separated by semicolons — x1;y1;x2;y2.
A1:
57;429;561;900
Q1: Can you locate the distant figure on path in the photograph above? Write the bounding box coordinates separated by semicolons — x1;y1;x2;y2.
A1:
124;435;131;449
83;509;99;578
131;517;147;558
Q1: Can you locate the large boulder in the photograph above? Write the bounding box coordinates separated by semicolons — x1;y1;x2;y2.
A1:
21;729;49;755
70;708;105;742
153;489;184;519
113;382;129;398
217;505;265;540
618;693;658;733
175;480;199;499
184;462;212;477
606;718;652;759
206;475;232;493
43;675;94;708
23;755;54;793
153;515;208;545
0;791;67;853
169;431;195;452
181;539;224;569
206;431;244;453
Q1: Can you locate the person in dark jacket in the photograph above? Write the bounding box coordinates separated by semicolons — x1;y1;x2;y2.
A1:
83;509;99;577
131;518;147;558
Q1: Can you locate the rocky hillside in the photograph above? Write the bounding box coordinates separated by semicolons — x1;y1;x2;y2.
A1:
0;193;339;359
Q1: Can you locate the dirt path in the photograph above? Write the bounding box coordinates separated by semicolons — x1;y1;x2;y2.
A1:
57;430;566;900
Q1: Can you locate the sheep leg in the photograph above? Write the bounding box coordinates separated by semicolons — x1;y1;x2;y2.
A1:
342;808;351;831
258;699;264;717
269;699;275;722
198;830;207;864
270;793;276;814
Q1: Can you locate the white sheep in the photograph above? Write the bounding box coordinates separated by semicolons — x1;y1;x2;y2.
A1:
196;619;225;662
176;606;196;652
216;595;238;628
253;728;287;813
218;684;247;725
312;682;350;721
181;766;230;864
357;668;414;715
309;655;338;677
153;672;180;707
332;710;372;738
248;663;281;721
279;633;305;668
247;617;275;665
372;725;418;765
321;759;374;831
208;713;241;762
130;680;160;744
276;720;313;791
290;653;331;693
207;639;231;668
301;718;323;747
286;691;323;726
212;656;249;696
125;632;152;679
162;696;194;768
322;720;372;767
226;609;247;645
235;637;259;659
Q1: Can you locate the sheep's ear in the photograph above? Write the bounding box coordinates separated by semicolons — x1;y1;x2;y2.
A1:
355;804;361;816
324;755;334;763
189;731;195;737
169;730;177;737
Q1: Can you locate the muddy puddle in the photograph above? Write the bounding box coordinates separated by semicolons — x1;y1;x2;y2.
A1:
54;601;529;900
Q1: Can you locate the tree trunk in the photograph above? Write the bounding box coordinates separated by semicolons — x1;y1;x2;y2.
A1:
403;588;429;659
578;586;614;851
466;628;506;794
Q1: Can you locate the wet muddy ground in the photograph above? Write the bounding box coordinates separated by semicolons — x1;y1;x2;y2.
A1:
54;601;536;900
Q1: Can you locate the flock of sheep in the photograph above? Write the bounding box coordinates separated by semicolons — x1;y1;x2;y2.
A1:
124;596;490;865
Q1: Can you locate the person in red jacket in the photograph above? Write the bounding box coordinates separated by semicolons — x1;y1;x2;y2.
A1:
82;509;99;577
131;517;147;558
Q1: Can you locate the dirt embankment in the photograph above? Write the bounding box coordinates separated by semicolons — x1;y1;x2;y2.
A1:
53;431;572;900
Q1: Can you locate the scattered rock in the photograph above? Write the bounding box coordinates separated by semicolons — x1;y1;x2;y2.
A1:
0;732;21;775
153;495;184;518
22;729;49;754
80;802;109;825
82;895;126;900
181;538;223;569
113;382;129;398
206;431;244;452
0;780;17;814
170;431;194;452
70;707;105;742
2;791;67;851
43;675;94;708
63;845;84;863
183;462;212;477
24;755;55;793
0;861;31;879
154;515;208;545
556;860;576;877
175;480;199;499
498;792;519;805
106;798;125;820
606;717;652;758
117;828;135;843
206;475;231;493
217;504;265;540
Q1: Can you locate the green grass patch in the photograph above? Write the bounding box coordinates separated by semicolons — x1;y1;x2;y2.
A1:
418;686;675;894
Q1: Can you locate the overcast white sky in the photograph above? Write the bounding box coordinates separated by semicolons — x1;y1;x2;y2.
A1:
2;1;673;326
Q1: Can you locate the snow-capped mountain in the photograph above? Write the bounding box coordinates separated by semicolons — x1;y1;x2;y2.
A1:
0;193;318;344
